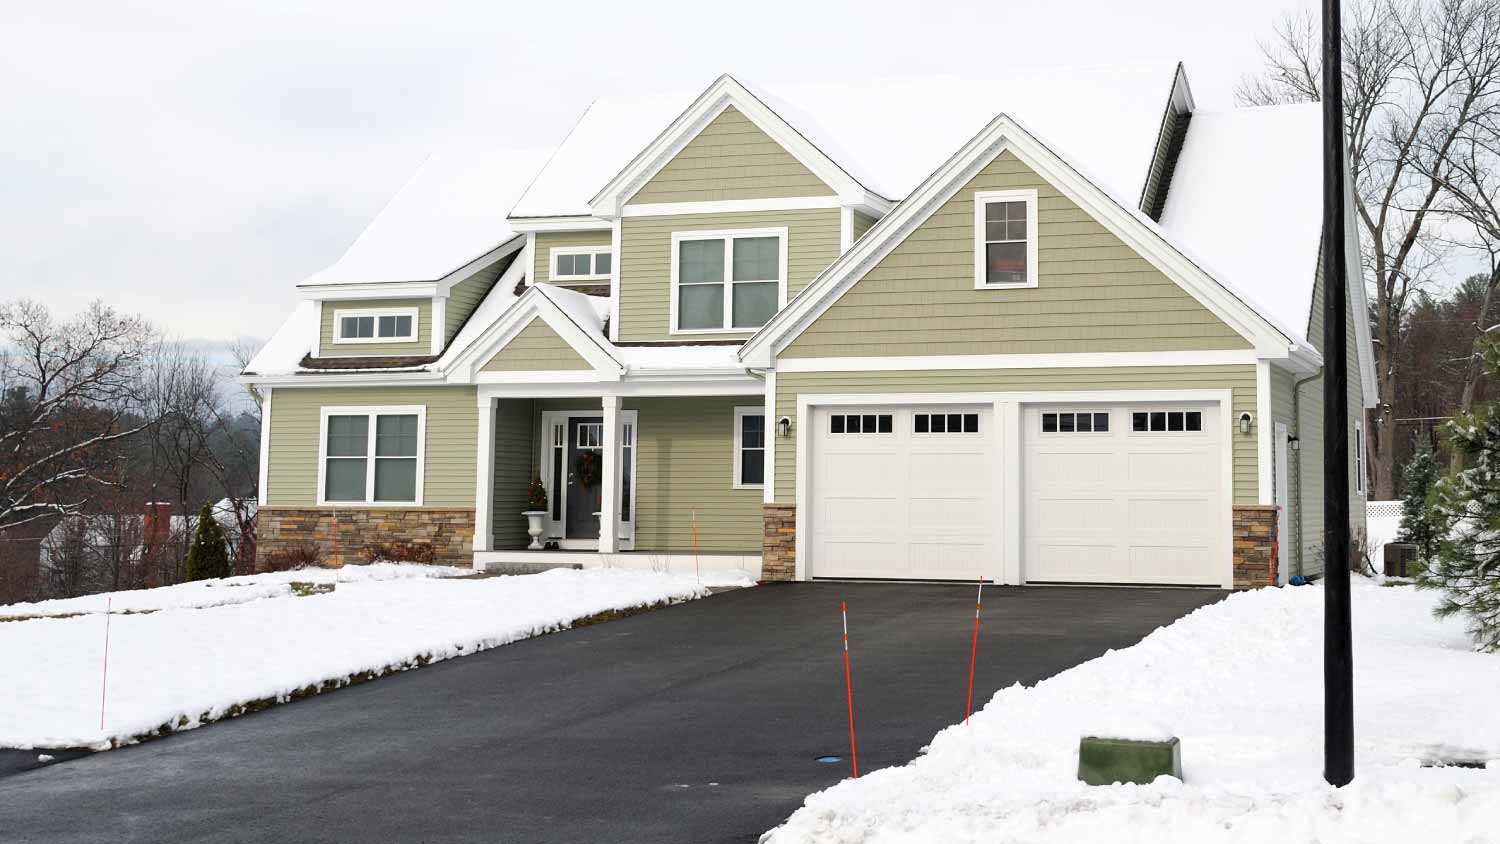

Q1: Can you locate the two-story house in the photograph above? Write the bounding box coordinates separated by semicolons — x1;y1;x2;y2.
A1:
243;63;1377;589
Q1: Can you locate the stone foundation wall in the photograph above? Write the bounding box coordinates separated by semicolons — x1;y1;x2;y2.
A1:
1232;505;1279;590
257;507;475;568
762;504;796;582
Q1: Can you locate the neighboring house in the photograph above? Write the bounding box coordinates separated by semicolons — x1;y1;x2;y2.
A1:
242;64;1377;589
39;499;256;577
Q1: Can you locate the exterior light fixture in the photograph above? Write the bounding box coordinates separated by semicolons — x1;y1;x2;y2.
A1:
1289;434;1300;451
778;416;793;438
1239;412;1253;435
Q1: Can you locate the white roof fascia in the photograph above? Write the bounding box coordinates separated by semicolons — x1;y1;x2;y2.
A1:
741;114;1295;368
299;281;438;301
435;234;526;297
507;216;614;233
442;287;623;383
587;74;875;219
239;371;446;388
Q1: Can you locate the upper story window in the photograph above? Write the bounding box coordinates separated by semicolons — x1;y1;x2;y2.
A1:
671;228;787;333
551;247;612;282
973;189;1038;289
333;307;419;344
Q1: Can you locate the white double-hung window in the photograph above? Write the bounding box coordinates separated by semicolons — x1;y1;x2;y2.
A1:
671;228;787;333
333;307;419;344
319;406;426;505
973;189;1038;288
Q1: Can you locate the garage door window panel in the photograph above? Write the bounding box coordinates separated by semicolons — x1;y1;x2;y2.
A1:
1131;410;1203;433
914;412;979;435
829;413;892;435
1040;411;1110;434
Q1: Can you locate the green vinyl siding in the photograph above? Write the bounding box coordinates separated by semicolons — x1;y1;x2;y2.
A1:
774;366;1259;505
619;207;841;342
1293;256;1368;578
481;318;592;371
623;397;763;552
265;386;478;508
782;150;1251;358
490;398;537;549
535;230;613;288
319;298;432;358
852;210;879;243
629;106;834;204
445;251;518;344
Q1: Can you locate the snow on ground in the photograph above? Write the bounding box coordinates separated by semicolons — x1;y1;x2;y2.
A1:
764;581;1500;844
1;567;721;750
0;563;467;619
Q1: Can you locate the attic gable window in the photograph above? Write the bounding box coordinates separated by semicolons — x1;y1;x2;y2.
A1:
333;307;419;344
550;247;613;282
671;227;788;333
973;189;1039;289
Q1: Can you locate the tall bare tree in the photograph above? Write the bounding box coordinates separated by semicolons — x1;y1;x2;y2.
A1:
1238;0;1500;497
0;300;156;529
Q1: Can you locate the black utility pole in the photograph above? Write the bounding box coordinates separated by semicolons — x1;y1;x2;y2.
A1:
1321;0;1355;787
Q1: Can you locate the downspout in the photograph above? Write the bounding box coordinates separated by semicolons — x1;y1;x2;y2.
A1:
1290;368;1324;580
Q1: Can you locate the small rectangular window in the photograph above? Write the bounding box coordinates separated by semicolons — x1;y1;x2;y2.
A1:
334;308;418;344
914;411;980;435
1042;413;1058;433
1043;411;1110;435
1132;409;1204;433
736;409;765;488
1094;413;1110;432
830;413;892;435
963;413;979;433
552;249;613;281
975;190;1037;288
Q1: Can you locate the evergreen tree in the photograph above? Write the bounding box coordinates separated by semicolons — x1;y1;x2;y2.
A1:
1398;437;1442;569
1419;340;1500;651
185;501;231;582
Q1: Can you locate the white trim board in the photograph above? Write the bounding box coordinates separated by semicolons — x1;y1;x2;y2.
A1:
257;386;273;507
792;388;1238;589
776;350;1260;373
622;196;843;217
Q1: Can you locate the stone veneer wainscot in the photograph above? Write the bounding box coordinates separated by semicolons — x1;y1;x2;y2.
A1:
258;507;476;568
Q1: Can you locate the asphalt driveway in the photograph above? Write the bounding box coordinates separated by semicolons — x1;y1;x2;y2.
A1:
0;582;1222;843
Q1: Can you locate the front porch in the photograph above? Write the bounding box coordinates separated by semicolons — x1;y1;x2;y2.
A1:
473;392;770;579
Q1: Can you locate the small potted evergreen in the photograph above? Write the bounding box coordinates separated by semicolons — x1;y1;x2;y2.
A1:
522;477;548;550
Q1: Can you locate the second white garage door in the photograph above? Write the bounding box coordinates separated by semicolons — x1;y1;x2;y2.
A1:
809;405;995;580
1023;403;1225;586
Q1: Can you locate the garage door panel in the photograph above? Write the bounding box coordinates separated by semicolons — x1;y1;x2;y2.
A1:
1024;402;1224;586
1034;496;1118;534
811;406;994;581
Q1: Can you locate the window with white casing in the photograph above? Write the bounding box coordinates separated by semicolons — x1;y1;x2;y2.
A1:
333;307;419;344
550;247;613;282
672;228;787;333
1355;421;1366;495
734;407;765;488
973;189;1039;288
1130;409;1203;433
319;407;425;505
1040;411;1110;434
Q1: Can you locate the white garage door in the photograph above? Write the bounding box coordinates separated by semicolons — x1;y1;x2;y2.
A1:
810;406;995;580
1023;403;1225;586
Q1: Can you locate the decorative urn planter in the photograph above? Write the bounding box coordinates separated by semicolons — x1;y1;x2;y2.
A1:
521;511;547;550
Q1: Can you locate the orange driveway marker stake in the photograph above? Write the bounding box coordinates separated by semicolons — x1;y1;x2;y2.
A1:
99;597;112;732
842;600;859;779
966;576;984;725
690;507;701;585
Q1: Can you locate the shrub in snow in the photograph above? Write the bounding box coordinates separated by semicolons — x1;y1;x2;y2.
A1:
1421;341;1500;651
185;502;231;582
1399;437;1441;569
259;544;323;573
363;541;436;565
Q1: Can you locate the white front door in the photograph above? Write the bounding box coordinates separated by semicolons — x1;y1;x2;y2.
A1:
808;405;996;580
1022;403;1225;586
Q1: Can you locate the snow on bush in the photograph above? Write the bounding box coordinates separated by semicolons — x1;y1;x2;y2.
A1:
763;581;1500;843
1;567;717;750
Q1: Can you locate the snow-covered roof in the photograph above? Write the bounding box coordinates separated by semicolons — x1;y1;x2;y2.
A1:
512;64;1180;217
243;300;315;377
301;147;552;286
538;283;610;337
1159;104;1323;343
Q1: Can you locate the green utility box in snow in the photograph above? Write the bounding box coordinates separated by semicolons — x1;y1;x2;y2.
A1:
1077;736;1182;786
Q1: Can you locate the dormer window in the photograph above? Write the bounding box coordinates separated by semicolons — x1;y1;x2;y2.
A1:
333;307;419;344
671;227;787;333
973;189;1038;289
550;247;613;282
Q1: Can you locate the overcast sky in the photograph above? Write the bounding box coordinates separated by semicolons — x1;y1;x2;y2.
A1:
3;0;1324;351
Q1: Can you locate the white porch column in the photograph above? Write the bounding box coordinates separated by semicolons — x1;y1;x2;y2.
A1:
473;396;496;553
599;395;621;553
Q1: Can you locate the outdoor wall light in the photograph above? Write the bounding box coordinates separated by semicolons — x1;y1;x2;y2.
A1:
778;416;793;438
1239;412;1254;435
1288;434;1300;451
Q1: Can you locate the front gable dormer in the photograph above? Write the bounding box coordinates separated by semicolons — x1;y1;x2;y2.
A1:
628;106;835;205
